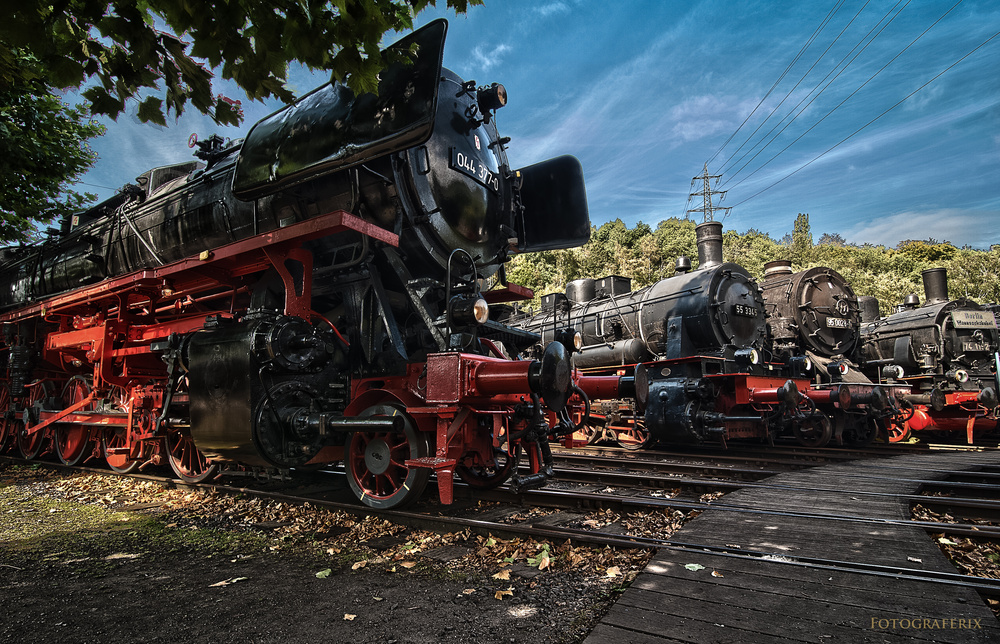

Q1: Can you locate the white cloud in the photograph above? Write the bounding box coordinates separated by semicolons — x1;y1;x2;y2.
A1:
533;2;571;18
471;43;513;73
844;209;1000;249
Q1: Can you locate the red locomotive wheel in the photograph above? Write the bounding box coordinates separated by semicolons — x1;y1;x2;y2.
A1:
887;421;912;443
17;381;52;460
0;383;13;453
612;419;653;451
99;386;141;473
165;430;219;483
345;404;430;509
579;419;603;446
54;377;95;466
103;429;141;474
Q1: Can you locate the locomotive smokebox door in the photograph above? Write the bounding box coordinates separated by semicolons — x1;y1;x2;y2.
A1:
514;155;590;252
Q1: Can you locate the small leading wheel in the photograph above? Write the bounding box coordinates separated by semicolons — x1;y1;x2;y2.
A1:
843;417;880;447
793;414;833;448
0;383;13;453
887;421;912;443
578;420;603;446
54;377;95;466
345;404;430;509
165;429;219;483
17;381;53;460
456;446;518;490
612;419;652;451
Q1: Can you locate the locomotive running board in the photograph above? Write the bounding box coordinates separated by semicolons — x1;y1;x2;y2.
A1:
0;210;398;323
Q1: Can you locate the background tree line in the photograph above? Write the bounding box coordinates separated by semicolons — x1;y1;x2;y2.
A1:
508;213;1000;316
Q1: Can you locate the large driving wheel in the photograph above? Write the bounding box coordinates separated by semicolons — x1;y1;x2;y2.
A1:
99;386;140;473
165;429;219;483
0;383;13;453
54;377;96;465
17;381;52;460
345;404;430;509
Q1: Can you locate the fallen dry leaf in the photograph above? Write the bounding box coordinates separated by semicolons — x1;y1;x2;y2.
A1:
344;614;356;621
209;577;248;587
463;589;476;595
351;560;367;570
495;587;514;600
399;561;417;569
605;566;621;578
493;569;511;580
711;571;724;578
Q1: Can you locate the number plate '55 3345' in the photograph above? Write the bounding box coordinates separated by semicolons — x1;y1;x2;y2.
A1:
733;304;758;318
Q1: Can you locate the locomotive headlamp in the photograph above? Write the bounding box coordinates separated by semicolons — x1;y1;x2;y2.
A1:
882;365;905;380
160;279;175;297
946;369;969;383
477;83;507;113
734;348;760;366
788;355;811;375
554;327;583;353
449;295;490;327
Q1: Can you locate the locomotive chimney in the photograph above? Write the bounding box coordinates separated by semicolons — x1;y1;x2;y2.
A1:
858;296;881;323
695;221;724;269
921;267;949;305
763;260;793;279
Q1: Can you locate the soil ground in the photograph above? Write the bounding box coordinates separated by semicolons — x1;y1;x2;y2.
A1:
0;462;659;644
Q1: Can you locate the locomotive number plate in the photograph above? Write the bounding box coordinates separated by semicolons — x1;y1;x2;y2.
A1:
826;317;850;328
733;304;758;318
951;310;997;329
963;341;991;352
450;148;500;192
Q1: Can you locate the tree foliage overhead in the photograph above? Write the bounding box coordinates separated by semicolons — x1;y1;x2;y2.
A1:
0;0;481;127
510;215;1000;315
0;49;105;243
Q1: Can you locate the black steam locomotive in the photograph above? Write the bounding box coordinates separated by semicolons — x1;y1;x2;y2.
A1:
507;221;823;448
859;267;999;442
759;261;910;446
0;20;603;508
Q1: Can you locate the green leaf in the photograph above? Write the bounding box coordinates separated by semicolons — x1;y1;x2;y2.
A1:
315;568;332;579
684;563;706;572
136;96;165;126
938;537;958;546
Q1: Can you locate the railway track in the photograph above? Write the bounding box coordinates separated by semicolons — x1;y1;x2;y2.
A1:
5;452;1000;608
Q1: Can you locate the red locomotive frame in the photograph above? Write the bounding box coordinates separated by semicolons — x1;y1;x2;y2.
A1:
0;210;592;506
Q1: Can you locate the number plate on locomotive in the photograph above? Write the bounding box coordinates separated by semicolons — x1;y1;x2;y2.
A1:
951;310;997;329
963;341;991;352
733;304;758;318
450;148;500;192
826;317;850;328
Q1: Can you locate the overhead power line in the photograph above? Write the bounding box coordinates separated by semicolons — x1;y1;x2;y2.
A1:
729;28;1000;208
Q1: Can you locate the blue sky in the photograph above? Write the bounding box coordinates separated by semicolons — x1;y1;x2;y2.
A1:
73;0;1000;249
